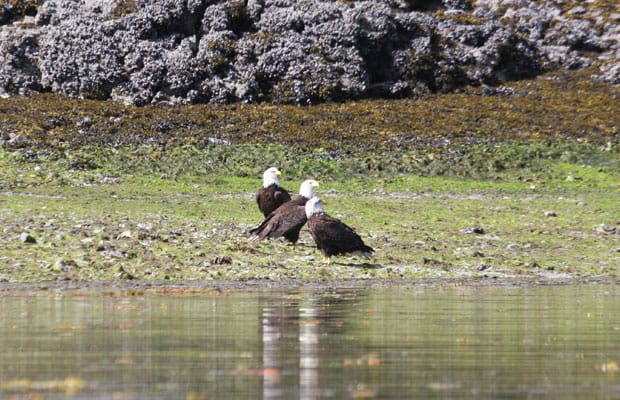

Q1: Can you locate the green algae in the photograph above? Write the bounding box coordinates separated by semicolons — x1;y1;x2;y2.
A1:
1;69;619;284
1;139;619;192
1;143;618;284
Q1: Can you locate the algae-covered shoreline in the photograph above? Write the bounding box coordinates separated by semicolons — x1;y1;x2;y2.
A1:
2;69;619;154
1;70;619;288
1;167;618;286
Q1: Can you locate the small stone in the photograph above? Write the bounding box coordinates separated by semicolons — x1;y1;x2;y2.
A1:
598;224;617;235
20;232;37;244
208;137;231;145
54;259;71;272
137;222;153;231
544;211;558;217
462;227;485;234
76;116;93;128
118;230;133;239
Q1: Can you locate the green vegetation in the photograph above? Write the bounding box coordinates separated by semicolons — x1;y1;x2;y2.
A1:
1;142;618;284
1;70;619;285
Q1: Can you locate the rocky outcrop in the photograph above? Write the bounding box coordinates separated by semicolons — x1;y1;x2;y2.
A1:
0;0;618;105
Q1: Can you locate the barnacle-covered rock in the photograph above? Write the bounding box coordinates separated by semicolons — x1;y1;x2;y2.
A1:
0;0;617;105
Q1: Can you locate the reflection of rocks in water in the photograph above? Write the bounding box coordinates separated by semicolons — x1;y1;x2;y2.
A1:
260;290;366;399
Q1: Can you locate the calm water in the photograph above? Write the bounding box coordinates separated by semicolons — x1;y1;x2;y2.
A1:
0;285;618;399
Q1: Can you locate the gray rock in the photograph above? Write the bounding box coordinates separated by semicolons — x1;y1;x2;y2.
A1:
54;259;72;272
20;232;37;244
0;0;617;105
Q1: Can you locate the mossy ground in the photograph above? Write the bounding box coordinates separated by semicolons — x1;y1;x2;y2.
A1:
1;144;618;285
1;70;619;285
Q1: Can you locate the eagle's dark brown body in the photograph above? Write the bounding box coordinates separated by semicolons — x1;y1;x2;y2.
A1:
249;195;310;243
250;179;320;244
307;212;374;260
256;183;291;217
304;197;374;263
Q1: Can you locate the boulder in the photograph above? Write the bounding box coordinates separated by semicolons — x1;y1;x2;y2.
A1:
0;0;617;105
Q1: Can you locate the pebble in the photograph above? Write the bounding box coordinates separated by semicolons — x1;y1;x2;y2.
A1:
118;230;133;239
20;232;37;244
462;227;485;234
55;259;71;272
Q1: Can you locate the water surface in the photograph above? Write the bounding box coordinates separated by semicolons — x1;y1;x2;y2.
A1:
1;285;618;399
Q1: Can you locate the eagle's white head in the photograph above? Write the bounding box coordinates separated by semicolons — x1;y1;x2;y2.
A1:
298;179;319;199
262;167;282;188
305;196;325;218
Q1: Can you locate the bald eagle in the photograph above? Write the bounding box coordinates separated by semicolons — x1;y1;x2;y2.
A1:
249;179;319;245
257;167;291;217
305;197;374;264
